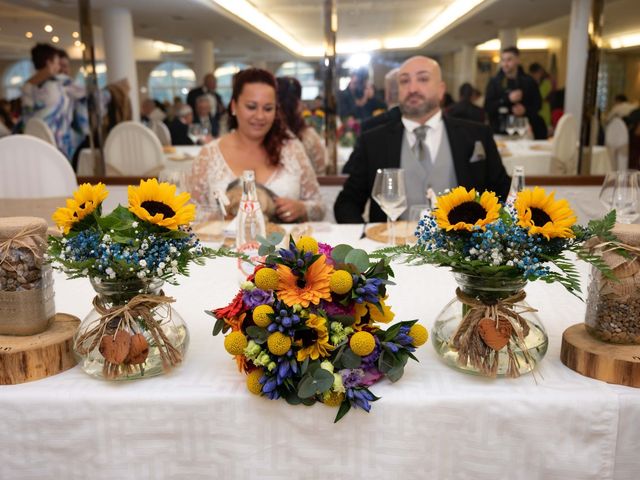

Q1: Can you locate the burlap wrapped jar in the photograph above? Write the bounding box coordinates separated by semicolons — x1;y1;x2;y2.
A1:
0;217;55;335
585;224;640;344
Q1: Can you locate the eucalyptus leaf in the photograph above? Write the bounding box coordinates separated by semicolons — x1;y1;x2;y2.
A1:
344;249;370;272
301;397;317;406
331;244;353;264
341;348;362;369
312;368;335;393
211;317;225;336
297;375;318;399
284;391;303;405
246;326;269;344
301;357;310;375
386;365;405;383
378;350;397;373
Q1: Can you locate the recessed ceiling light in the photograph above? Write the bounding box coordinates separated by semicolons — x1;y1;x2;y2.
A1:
74;40;81;47
72;31;79;38
25;31;33;38
44;25;53;33
51;36;60;43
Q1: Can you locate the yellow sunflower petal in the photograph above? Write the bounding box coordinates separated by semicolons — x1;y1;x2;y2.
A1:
296;314;334;361
435;187;499;232
515;187;576;239
128;178;195;230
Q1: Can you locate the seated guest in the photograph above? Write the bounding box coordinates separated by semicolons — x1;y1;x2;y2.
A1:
447;82;485;124
188;68;325;223
193;95;219;138
187;73;223;135
334;55;510;224
276;76;328;175
167;105;195;145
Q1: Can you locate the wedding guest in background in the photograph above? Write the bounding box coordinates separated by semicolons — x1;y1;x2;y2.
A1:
335;55;509;223
187;73;223;134
193;95;219;138
447;82;485;124
167;105;195;146
528;62;553;130
189;68;325;223
0;99;15;137
384;68;400;109
338;68;386;121
277;76;328;175
605;94;637;124
441;92;454;111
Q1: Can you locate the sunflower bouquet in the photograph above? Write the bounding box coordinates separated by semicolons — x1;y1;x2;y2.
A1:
210;235;428;422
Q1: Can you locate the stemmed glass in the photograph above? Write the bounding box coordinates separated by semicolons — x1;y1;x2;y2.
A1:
505;115;517;137
515;116;529;139
372;168;407;245
599;170;640;224
188;124;203;144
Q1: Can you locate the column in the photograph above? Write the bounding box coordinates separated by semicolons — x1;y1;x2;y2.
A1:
498;28;518;50
457;44;477;93
564;0;590;139
323;0;337;175
193;39;214;82
102;6;140;121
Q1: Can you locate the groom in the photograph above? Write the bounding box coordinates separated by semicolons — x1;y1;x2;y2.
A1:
334;56;510;223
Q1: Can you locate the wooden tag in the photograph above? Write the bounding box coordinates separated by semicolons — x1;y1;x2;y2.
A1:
478;317;512;351
125;334;149;365
99;331;131;364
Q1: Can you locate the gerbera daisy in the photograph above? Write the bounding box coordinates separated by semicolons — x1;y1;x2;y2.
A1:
276;255;333;307
72;183;109;220
434;187;500;232
515;187;576;239
295;314;335;361
128;179;195;230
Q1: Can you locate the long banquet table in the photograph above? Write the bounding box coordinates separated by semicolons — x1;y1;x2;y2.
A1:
1;224;639;480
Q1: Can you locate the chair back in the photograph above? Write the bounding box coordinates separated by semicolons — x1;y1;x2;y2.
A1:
24;117;56;146
103;121;165;176
605;117;629;170
550;113;578;174
149;120;172;146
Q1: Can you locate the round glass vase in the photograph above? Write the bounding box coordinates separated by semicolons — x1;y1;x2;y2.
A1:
431;273;548;378
74;277;189;380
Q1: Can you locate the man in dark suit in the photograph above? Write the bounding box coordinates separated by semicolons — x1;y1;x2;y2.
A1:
167;105;194;146
334;56;510;224
186;73;224;135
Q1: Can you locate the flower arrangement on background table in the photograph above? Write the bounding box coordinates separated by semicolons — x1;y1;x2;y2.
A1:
210;235;428;422
337;116;361;148
303;108;325;135
48;180;239;380
375;186;614;378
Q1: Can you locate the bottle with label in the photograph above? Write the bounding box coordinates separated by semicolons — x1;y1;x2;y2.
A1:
236;170;266;274
506;165;525;205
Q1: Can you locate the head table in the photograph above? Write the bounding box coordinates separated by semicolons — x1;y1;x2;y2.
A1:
1;224;638;480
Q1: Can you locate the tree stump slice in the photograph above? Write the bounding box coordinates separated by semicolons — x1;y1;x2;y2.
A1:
561;323;640;388
0;313;80;385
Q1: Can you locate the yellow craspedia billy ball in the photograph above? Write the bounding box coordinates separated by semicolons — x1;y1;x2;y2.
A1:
267;332;292;356
349;331;376;356
410;324;429;346
330;270;353;295
246;369;264;395
254;268;279;290
322;390;345;407
253;304;274;328
295;236;319;254
224;331;248;355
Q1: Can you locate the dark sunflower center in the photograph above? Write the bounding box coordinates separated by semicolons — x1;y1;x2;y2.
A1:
530;207;551;226
72;202;87;218
141;200;175;218
295;329;318;347
447;201;487;225
296;277;307;289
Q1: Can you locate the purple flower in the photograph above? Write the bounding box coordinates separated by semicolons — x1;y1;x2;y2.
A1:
340;368;365;388
319;242;334;265
243;288;274;309
361;368;384;387
322;300;354;317
361;336;381;369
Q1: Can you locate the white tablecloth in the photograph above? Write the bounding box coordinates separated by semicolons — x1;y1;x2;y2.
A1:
1;225;638;479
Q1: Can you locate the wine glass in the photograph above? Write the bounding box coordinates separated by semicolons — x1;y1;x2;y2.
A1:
372;168;407;245
188;124;203;144
505;115;517;137
599;170;640;224
515;116;529;139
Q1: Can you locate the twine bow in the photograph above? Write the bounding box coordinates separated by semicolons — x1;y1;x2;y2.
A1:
0;224;46;270
587;239;640;301
74;293;182;379
451;288;538;379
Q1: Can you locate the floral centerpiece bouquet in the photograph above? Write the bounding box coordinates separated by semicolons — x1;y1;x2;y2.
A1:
303;108;325;135
337;116;361;148
48;180;237;380
210;235;428;422
375;186;614;378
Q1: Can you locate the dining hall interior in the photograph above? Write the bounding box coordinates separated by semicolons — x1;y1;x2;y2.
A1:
1;1;640;479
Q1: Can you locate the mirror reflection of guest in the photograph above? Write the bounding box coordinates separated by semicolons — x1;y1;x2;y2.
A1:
188;68;325;223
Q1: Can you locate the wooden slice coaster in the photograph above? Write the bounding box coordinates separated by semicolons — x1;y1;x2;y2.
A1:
0;313;80;385
560;323;640;388
366;222;415;245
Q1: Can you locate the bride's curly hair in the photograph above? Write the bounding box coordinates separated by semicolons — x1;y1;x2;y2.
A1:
227;68;291;166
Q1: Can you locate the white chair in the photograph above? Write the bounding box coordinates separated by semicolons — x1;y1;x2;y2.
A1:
605;117;629;171
550;113;578;175
103;121;165;176
24;117;56;146
149;120;172;146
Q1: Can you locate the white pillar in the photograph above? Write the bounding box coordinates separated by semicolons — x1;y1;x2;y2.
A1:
193;39;215;83
102;6;140;121
459;44;477;90
498;28;518;50
565;0;591;137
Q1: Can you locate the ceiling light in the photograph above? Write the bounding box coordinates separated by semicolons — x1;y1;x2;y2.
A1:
25;31;33;39
152;40;184;52
44;25;53;33
343;53;371;69
72;31;79;39
74;40;82;47
476;38;551;51
51;36;60;43
608;31;640;49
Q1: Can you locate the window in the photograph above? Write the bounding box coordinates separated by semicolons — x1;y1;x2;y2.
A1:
215;62;251;106
2;60;34;100
148;62;196;103
275;61;321;100
75;62;108;89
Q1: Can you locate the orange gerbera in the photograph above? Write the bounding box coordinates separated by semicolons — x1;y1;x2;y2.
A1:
276;255;334;307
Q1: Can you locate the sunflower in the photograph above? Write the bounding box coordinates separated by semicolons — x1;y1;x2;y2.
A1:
515;187;576;239
128;179;195;230
353;296;395;329
52;202;80;234
72;183;109;220
295;314;335;361
434;187;500;232
276;255;333;307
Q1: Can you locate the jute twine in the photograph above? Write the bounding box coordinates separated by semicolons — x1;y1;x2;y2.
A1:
0;223;47;271
451;288;538;379
74;293;182;380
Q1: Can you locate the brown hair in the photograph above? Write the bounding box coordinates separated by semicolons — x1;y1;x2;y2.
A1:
276;76;306;139
228;68;290;167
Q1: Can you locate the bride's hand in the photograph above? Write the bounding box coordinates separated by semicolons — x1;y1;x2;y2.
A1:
274;197;306;223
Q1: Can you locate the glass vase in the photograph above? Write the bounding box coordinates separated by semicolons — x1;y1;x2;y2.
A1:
74;277;189;380
431;273;548;378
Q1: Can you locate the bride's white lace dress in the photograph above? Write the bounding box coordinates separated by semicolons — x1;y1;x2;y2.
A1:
189;137;325;221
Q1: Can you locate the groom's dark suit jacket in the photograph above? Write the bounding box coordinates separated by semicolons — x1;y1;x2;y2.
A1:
334;110;511;223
